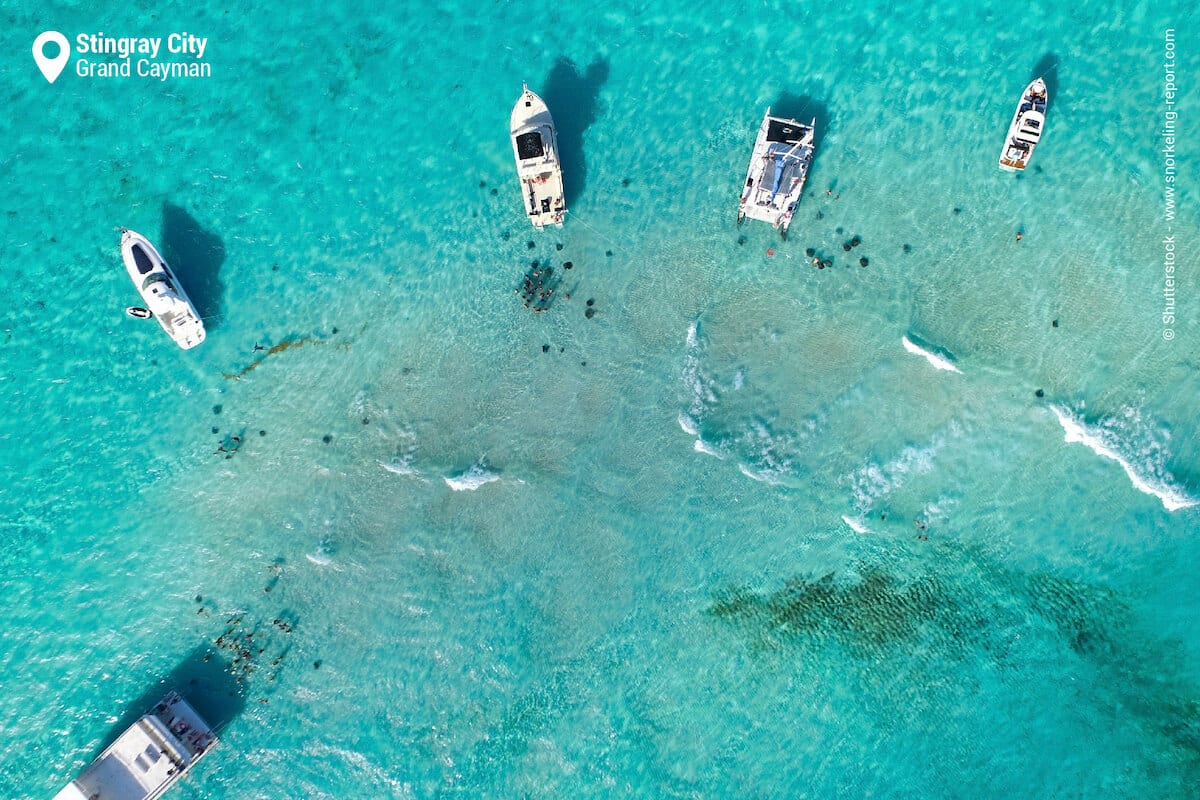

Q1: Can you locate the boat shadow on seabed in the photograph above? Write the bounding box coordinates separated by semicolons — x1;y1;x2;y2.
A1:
770;89;832;156
160;201;226;331
86;644;245;760
539;56;610;208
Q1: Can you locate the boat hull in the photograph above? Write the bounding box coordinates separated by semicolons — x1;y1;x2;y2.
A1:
120;229;206;350
54;691;216;800
998;78;1048;171
510;85;566;229
737;109;816;237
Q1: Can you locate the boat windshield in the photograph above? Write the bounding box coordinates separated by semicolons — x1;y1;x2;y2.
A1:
131;243;157;275
516;131;545;160
142;273;174;291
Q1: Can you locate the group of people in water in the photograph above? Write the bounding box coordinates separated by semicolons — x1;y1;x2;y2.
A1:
513;236;610;323
517;259;565;311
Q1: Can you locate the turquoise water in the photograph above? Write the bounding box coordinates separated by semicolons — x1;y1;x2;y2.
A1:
2;0;1198;796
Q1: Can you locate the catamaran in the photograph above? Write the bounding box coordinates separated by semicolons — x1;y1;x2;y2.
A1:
53;690;217;800
120;229;206;349
737;109;816;239
998;78;1048;172
510;84;566;229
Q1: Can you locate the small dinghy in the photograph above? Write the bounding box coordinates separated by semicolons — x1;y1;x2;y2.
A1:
510;84;566;229
126;306;153;319
737;109;816;239
120;229;206;349
998;78;1048;172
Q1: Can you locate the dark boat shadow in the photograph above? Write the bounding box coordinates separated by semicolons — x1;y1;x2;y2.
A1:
539;56;610;206
160;202;226;330
770;90;832;155
89;644;245;758
1030;53;1060;114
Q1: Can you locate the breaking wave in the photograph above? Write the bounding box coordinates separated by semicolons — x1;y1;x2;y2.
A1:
841;515;870;534
677;413;698;436
901;335;962;374
677;319;810;485
679;319;718;445
444;463;502;492
1049;404;1196;512
305;536;339;568
846;436;946;514
306;550;333;566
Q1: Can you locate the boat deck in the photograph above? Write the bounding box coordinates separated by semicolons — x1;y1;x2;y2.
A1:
55;692;215;800
514;125;565;227
739;114;816;231
140;275;205;348
742;141;814;219
998;79;1048;172
511;85;566;229
121;230;206;350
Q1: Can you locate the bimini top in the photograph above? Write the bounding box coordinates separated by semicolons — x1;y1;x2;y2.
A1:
120;229;206;350
510;84;566;229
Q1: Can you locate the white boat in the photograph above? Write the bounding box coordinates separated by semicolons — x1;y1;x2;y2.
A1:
120;229;206;350
998;78;1048;172
737;109;816;239
510;84;566;229
54;690;217;800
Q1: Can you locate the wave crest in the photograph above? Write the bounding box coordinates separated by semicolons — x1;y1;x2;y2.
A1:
678;320;809;486
444;463;502;492
901;335;962;374
1049;404;1196;512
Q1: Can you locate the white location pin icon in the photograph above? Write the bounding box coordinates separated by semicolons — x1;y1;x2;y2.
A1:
33;31;70;84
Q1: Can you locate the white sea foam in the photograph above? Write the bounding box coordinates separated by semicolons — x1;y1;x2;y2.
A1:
306;537;339;567
848;438;943;513
444;463;501;491
1049;405;1197;512
680;319;719;439
678;320;805;485
379;460;422;479
901;336;962;374
350;389;369;419
921;496;959;522
678;413;698;436
841;515;870;533
738;463;780;484
378;425;423;480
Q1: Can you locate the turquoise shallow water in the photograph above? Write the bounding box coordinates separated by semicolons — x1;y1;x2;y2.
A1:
2;0;1199;797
